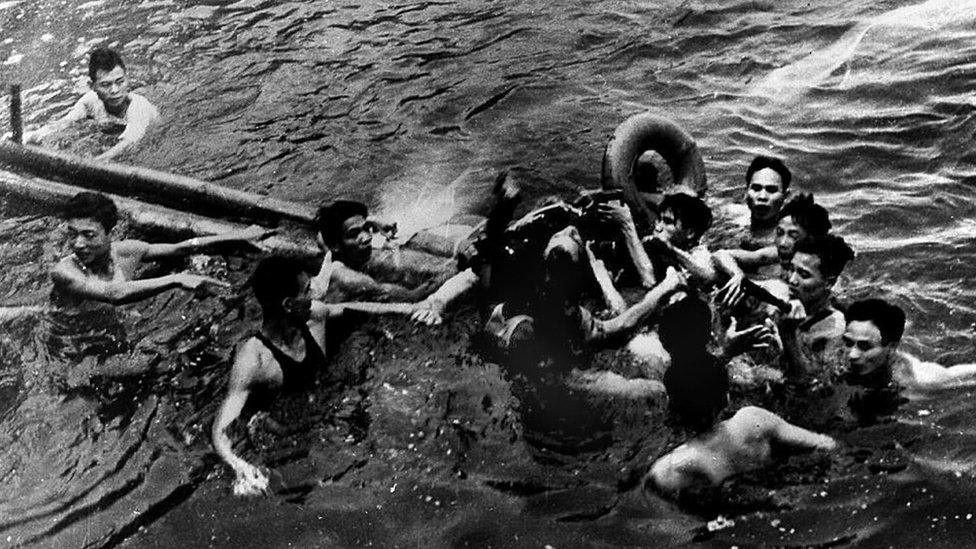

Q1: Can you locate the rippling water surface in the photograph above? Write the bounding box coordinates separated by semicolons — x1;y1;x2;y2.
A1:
1;0;976;546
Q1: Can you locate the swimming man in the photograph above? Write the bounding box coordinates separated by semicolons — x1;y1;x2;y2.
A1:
52;192;272;306
24;47;159;161
844;298;976;394
647;298;836;498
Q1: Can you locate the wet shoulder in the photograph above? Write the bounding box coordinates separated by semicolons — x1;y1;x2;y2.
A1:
235;337;282;388
126;92;160;120
802;307;845;338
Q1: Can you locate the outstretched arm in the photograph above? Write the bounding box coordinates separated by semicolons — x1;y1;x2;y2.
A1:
23;95;89;144
597;202;656;287
719;246;779;270
736;406;836;450
591;267;686;342
212;340;270;496
329;262;436;302
585;242;627;315
410;268;480;325
52;263;227;305
901;355;976;391
770;413;836;450
95;98;159;161
671;245;718;285
134;226;276;260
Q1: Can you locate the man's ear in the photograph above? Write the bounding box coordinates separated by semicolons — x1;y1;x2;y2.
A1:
315;233;329;253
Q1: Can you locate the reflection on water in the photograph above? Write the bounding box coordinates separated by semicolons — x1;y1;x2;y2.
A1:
0;0;974;546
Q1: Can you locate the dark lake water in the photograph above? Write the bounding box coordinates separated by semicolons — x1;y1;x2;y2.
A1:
1;0;976;546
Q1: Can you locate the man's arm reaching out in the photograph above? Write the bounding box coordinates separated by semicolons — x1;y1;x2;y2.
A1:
52;263;228;305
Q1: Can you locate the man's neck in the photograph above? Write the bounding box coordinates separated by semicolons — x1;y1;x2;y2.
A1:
103;95;129;117
802;295;831;319
750;214;777;232
261;316;303;343
78;251;113;277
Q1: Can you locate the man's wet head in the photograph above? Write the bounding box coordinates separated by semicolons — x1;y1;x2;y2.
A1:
786;234;854;309
775;194;831;263
655;193;712;250
316;200;372;267
844;298;905;379
745;156;791;225
252;257;313;323
62;192;117;267
89;47;128;112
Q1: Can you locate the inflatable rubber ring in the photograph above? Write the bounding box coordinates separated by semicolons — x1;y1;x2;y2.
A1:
601;113;706;232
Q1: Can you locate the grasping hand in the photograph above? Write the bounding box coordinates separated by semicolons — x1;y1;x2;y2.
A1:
724;316;778;357
659;266;687;293
596;201;635;229
410;299;444;326
232;462;270;497
717;273;746;309
175;273;231;292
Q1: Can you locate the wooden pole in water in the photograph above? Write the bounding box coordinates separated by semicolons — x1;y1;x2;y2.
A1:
0;168;321;260
0;141;316;226
8;84;22;144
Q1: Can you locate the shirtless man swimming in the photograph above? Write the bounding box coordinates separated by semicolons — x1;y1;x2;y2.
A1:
52;192;271;306
646;298;836;498
844;298;976;394
25;47;159;161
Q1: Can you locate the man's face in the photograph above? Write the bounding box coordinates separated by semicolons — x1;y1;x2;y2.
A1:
338;215;372;265
655;208;694;249
745;168;788;223
843;320;895;378
786;251;830;308
543;225;584;302
282;273;313;324
92;66;128;110
775;215;808;262
66;217;111;266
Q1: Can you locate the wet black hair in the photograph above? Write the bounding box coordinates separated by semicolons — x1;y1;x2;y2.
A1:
62;192;118;232
659;298;730;432
88;47;125;81
792;234;855;280
658;296;712;352
659;193;712;239
745;155;792;191
846;298;906;345
251;256;307;315
778;193;831;237
315;200;369;248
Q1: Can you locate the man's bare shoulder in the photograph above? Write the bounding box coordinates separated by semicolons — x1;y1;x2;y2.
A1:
231;337;275;387
725;405;780;438
127;92;160;120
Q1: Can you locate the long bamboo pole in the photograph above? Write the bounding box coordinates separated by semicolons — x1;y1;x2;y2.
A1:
0;140;315;225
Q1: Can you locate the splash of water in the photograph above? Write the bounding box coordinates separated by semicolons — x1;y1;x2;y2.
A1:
750;0;976;101
375;166;479;241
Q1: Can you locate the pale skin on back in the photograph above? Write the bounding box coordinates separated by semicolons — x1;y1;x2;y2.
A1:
648;405;836;495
